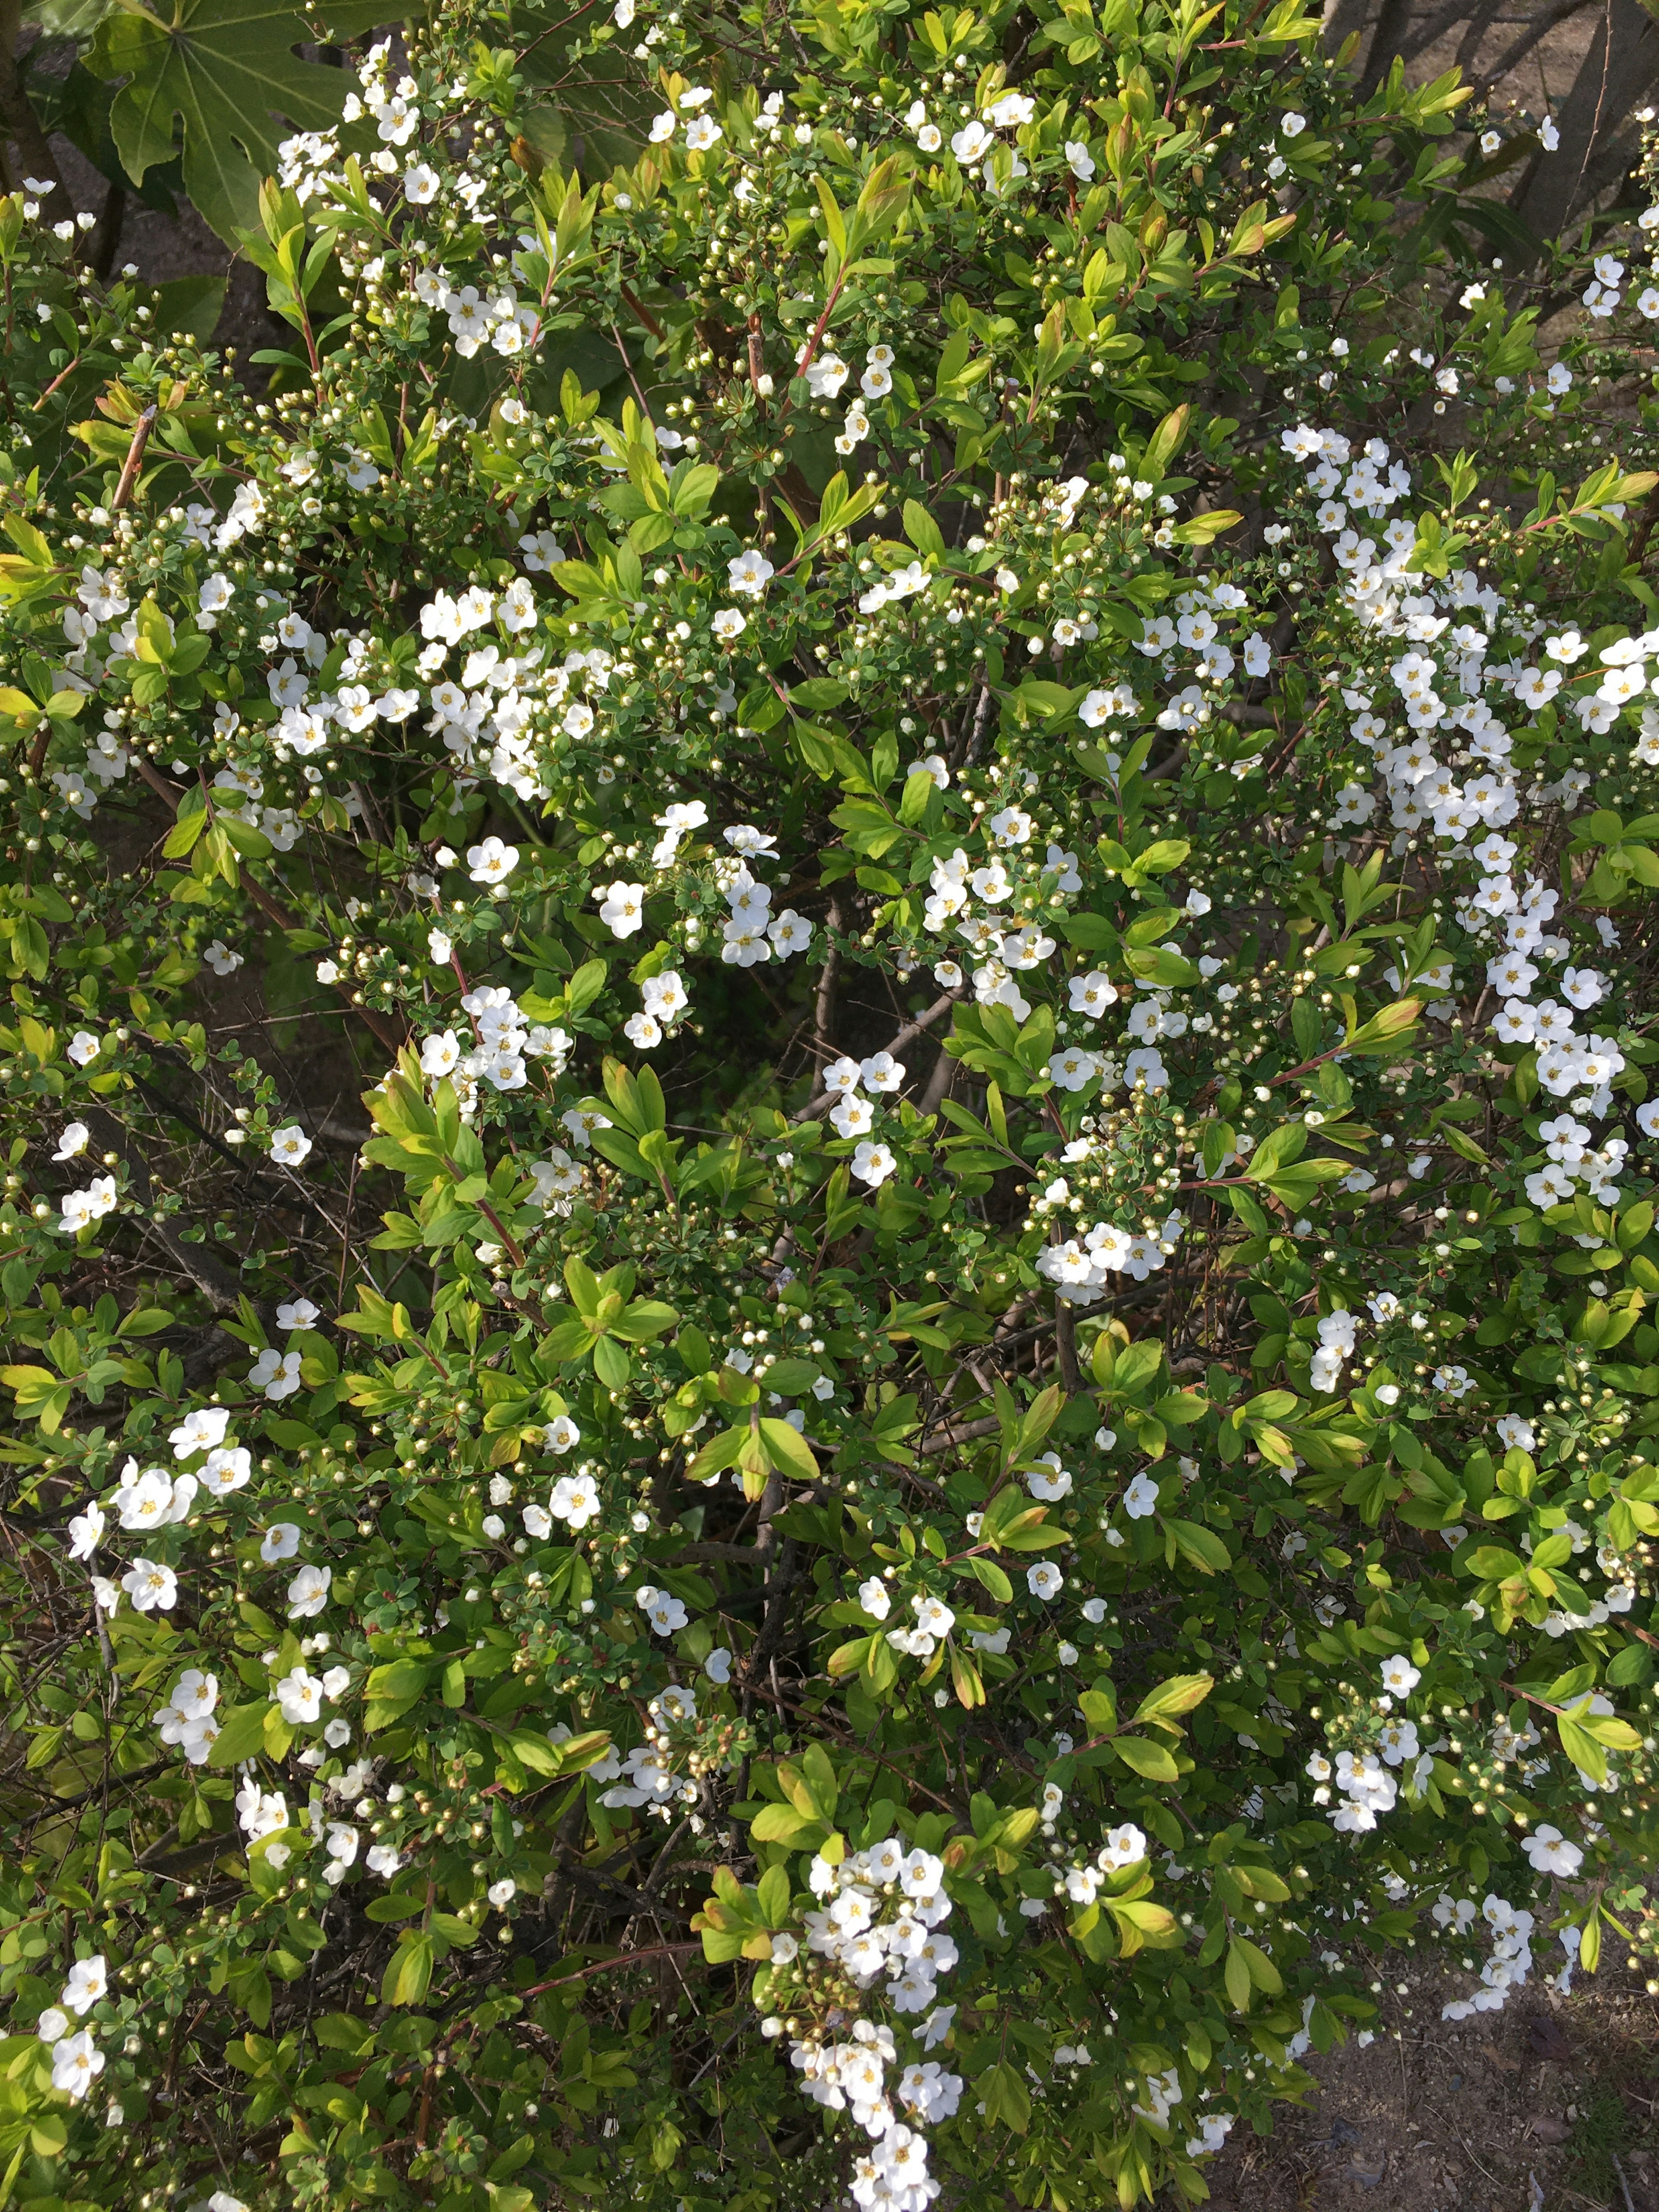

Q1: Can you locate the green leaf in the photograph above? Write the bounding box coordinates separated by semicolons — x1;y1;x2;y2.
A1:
966;1554;1014;1603
91;0;356;244
381;1931;434;2009
1163;1518;1232;1574
1224;1939;1253;2012
162;810;209;859
758;1417;819;1481
1123;945;1197;988
1133;1673;1214;1726
1459;1545;1526;1582
977;2059;1031;2135
1112;1735;1179;1781
363;1891;429;1924
902;500;945;560
207;1700;275;1767
1169;508;1243;545
1555;1715;1607;1783
1232;1933;1283;1994
749;1802;826;1844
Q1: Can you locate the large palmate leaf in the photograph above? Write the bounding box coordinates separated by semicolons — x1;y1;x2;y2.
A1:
86;0;369;242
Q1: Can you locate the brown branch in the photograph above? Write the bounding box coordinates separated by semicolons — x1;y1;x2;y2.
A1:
111;405;158;512
795;991;957;1122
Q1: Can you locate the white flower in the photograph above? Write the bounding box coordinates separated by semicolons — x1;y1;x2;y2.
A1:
705;1646;733;1684
1122;1472;1160;1519
51;1121;90;1162
420;1030;462;1077
276;1666;324;1725
1379;1654;1421;1696
830;1093;874;1140
545;1413;580;1452
287;1563;332;1619
550;1473;601;1527
67;1501;105;1559
597;880;647;937
121;1558;178;1612
1048;1047;1098;1093
851;1140;896;1187
57;1176;118;1235
1280;110;1306;136
487;1878;517;1908
61;1956;107;2015
1027;1562;1063;1600
67;1030;101;1066
51;2030;104;2101
769;908;813;956
259;1522;301;1564
467;836;519;884
169;1405;229;1458
1522;1824;1583;1877
637;1584;689;1635
251;1347;303;1399
728;550;774;596
712;607;746;641
204;939;243;976
270;1124;312;1167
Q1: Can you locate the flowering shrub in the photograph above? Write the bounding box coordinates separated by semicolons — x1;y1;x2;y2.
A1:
1;3;1659;2209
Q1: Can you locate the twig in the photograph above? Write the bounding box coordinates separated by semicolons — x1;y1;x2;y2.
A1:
516;1940;702;2000
795;992;958;1122
1456;2133;1501;2186
111;405;158;512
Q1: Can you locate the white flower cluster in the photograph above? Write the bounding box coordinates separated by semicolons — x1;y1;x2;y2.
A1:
820;1049;907;1187
1303;1657;1430;1833
594;1684;708;1813
1435;1889;1545;2020
36;1953;108;2101
760;1840;964;2212
65;1407;329;1625
1035;1206;1189;1304
56;1173;118;1236
153;1667;219;1764
1264;414;1659;1228
1308;1308;1357;1394
1135;579;1269;711
597;820;812;987
1523;1114;1629;1209
418;982;571;1109
1128;2061;1235;2161
1051;1816;1149;1907
801;1842;957;2015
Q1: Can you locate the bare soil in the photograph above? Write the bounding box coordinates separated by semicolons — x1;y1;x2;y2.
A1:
1203;1961;1659;2212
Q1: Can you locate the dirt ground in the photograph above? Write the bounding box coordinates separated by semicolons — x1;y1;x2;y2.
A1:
1203;1960;1659;2212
